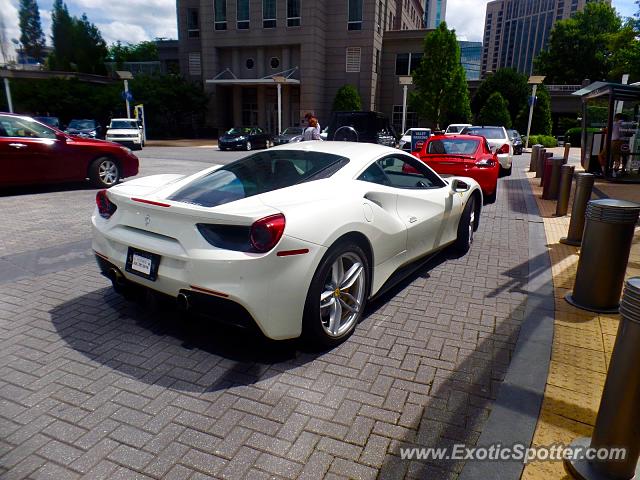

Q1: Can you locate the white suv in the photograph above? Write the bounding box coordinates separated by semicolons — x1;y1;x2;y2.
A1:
461;125;513;176
106;118;143;150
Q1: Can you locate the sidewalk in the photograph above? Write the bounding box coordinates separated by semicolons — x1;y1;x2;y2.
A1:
521;152;640;479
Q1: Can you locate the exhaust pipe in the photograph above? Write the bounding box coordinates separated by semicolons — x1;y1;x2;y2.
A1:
176;292;190;311
108;267;127;293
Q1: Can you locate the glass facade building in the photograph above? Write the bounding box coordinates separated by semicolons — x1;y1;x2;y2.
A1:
424;0;446;29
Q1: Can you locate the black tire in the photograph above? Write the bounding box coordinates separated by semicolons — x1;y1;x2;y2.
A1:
89;157;121;188
302;242;370;348
499;164;512;177
484;189;497;204
453;196;477;254
219;146;227;151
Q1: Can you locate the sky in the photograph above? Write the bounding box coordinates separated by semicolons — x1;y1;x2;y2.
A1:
0;0;637;53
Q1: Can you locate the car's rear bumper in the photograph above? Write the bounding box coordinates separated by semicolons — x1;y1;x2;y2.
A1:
497;153;512;169
92;218;326;340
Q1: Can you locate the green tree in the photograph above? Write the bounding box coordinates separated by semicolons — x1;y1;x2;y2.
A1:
410;22;471;129
471;68;528;123
48;0;74;70
477;92;511;128
514;84;552;136
332;84;362;112
18;0;45;62
534;2;622;84
49;2;107;74
108;41;159;66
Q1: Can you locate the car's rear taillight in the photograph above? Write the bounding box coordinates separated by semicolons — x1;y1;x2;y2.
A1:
250;214;286;253
497;144;510;155
476;159;496;168
96;190;117;219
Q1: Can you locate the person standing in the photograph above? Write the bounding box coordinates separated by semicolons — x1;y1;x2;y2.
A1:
302;117;321;140
304;112;321;136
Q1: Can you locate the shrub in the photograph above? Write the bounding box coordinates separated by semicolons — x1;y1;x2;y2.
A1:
332;84;362;112
527;134;558;148
565;127;600;147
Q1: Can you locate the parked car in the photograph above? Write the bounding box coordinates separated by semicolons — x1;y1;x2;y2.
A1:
0;113;138;188
92;142;481;347
507;129;523;155
445;123;472;135
218;127;272;151
33;116;61;129
105;118;144;150
326;111;398;147
66;119;103;139
399;128;432;152
273;127;305;146
413;134;500;203
460;125;513;176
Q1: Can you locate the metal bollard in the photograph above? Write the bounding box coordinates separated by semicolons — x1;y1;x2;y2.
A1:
565;278;640;480
565;199;640;312
543;158;563;200
560;173;595;246
563;142;572;163
530;144;542;172
535;148;546;178
555;165;575;216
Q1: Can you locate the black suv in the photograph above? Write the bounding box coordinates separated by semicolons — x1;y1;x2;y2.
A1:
326;111;398;147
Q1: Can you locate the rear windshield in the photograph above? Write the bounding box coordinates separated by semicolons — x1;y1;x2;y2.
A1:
68;120;96;129
169;150;349;208
427;138;479;154
463;127;505;139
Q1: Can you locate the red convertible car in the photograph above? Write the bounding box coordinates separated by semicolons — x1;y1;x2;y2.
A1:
412;134;503;203
0;113;139;189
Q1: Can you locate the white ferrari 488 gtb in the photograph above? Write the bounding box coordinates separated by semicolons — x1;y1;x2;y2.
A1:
92;142;482;347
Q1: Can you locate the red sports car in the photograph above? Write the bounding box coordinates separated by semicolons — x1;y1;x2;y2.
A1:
412;134;504;203
0;113;139;189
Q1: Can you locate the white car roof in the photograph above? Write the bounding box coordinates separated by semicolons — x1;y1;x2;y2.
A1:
110;118;137;122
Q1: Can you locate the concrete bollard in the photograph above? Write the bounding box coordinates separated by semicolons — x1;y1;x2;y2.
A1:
565;277;640;480
535;148;546;178
555;165;575;217
565;199;640;312
544;158;564;200
560;173;595;246
540;152;553;187
530;144;542;172
563;142;572;163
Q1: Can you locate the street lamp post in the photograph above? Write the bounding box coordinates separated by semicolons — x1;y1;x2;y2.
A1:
116;71;134;118
272;75;287;135
3;78;13;113
525;75;546;150
399;76;413;135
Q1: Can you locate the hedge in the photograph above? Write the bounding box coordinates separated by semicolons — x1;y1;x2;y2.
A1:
527;135;558;148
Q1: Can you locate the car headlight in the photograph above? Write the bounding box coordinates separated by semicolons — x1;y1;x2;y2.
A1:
237;136;247;141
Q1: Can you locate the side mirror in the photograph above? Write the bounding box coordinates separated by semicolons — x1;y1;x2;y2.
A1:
450;179;470;194
55;132;67;142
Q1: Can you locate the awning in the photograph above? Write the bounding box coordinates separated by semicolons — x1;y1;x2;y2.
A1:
573;82;640;102
206;66;300;86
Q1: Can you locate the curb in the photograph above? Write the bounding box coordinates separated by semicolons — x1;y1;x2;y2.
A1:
458;161;555;479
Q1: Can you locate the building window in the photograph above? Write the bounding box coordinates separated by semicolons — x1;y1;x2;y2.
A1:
374;48;380;73
246;58;254;69
263;0;276;28
346;47;361;72
348;0;363;30
392;105;417;132
188;52;202;76
287;0;301;26
187;8;200;38
270;57;280;69
237;0;249;29
395;52;422;75
214;0;227;30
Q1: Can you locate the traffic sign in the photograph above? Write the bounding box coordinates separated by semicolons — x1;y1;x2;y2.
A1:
122;91;134;102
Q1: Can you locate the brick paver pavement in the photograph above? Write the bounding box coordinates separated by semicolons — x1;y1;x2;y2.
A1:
1;151;533;479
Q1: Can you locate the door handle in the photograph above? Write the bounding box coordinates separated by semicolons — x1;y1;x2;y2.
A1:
408;216;418;223
9;143;27;149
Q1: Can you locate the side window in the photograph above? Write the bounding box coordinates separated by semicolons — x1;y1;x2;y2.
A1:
358;162;390;186
0;117;56;139
377;155;445;189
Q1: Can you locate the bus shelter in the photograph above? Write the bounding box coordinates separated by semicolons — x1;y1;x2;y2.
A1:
573;82;640;182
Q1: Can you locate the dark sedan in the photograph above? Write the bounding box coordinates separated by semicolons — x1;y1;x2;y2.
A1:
218;127;272;151
508;129;523;155
273;127;304;145
65;119;103;139
0;113;138;189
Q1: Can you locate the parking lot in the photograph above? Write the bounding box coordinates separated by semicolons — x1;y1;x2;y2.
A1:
1;146;533;479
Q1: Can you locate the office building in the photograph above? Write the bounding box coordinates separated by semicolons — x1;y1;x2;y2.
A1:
424;0;446;29
459;41;482;80
481;0;611;77
176;0;426;133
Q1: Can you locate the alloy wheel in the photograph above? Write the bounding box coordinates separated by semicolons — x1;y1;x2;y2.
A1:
319;252;366;337
99;160;119;186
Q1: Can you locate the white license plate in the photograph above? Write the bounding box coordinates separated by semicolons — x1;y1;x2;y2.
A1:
131;253;152;275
